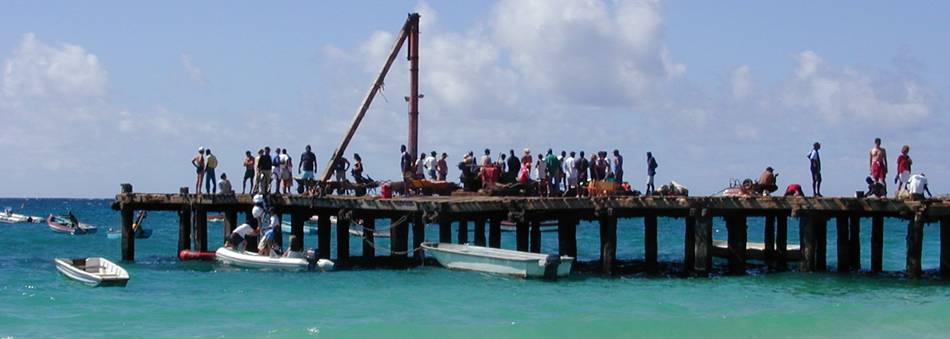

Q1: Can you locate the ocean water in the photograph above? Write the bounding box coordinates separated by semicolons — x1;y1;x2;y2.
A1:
1;198;948;338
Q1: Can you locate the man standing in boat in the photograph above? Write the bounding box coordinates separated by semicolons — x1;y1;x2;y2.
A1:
807;142;822;197
869;138;888;195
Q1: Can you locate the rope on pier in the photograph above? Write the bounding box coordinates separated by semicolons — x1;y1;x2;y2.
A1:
358;236;423;255
352;215;409;234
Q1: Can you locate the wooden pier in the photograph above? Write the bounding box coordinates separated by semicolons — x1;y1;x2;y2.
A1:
113;184;950;278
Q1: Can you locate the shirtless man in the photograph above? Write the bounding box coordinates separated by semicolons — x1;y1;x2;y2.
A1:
191;147;206;195
869;138;888;195
243;151;255;194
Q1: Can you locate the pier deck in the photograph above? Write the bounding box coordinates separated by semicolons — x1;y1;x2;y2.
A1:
112;184;950;279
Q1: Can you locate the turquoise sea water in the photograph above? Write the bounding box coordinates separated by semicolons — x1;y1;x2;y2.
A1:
1;198;948;338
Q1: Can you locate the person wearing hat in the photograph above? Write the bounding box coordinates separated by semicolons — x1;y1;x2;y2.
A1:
191;147;206;194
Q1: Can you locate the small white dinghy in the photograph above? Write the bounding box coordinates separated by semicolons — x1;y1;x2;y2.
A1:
215;247;334;271
54;257;129;287
421;242;573;279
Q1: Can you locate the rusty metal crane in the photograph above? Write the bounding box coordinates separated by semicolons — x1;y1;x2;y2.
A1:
318;13;421;190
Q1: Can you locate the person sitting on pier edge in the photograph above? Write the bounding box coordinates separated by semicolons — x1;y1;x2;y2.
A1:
218;173;233;195
784;184;805;197
437;153;448;181
757;167;778;196
192;147;206;195
906;173;932;200
226;222;259;250
865;176;886;198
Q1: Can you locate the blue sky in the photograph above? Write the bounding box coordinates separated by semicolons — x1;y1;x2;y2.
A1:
1;0;947;198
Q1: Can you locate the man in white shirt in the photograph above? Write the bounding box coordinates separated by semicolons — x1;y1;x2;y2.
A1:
424;151;437;180
906;173;932;200
563;151;577;191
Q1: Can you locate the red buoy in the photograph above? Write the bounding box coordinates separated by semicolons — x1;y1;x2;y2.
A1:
178;250;216;261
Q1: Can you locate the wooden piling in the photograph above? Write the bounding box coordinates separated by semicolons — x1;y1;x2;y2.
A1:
815;216;827;272
871;215;884;273
764;215;776;268
412;214;425;261
776;215;788;270
290;213;305;252
272;212;283;249
243;210;256;252
644;215;658;273
362;217;375;258
474;217;486;246
458;218;468;244
599;213;617;275
195;209;208;252
726;215;747;275
439;218;452;243
391;215;409;265
317;212;332;259
178;187;192;253
530;220;542;253
684;215;695;274
693;209;713;275
906;213;924;279
336;212;350;264
836;215;851;272
849;215;862;271
488;216;501;248
941;218;950;279
224;210;238;244
800;213;816;272
120;184;134;261
516;221;529;252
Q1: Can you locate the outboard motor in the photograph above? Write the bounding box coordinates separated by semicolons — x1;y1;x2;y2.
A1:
539;254;562;280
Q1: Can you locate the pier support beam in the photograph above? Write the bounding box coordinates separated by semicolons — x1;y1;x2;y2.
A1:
290;213;305;252
120;184;134;261
516;221;529;252
599;213;617;275
693;209;713;275
644;215;658;273
906;213;924;279
224;210;238;244
683;215;696;274
800;213;816;272
272;213;283;249
559;216;577;258
941;218;950;279
412;214;425;261
836;216;851;272
871;215;884;273
849;215;862;271
391;215;409;266
474;217;486;246
439;218;452;244
530;220;542;253
458;218;468;244
243;210;256;252
336;213;350;264
776;215;788;270
195;209;208;252
764;215;776;268
178;187;192;253
726;215;747;275
816;216;828;272
489;216;502;248
317;212;332;259
361;217;375;259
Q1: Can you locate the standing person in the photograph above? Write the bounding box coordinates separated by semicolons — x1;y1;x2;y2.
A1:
243;151;255;194
518;149;532;183
437;153;448;181
299;145;316;180
498;153;508;182
425;151;437;180
481;149;492;167
895;145;912;195
258;147;273;194
869;138;888;195
589;153;599;181
556;151;567;191
807;142;822;197
906;173;932;200
536;153;549;196
612;150;624;183
191;147;206;195
507;150;521;183
646;152;658;195
596;152;609;181
544;149;558;192
414;154;425;180
576;151;589;184
400;145;413;195
563;151;577;192
271;148;282;188
351;153;365;183
205;149;218;194
280;149;293;194
334;155;350;182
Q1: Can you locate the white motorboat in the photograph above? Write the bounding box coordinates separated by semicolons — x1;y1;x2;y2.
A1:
0;208;42;224
214;247;334;271
54;257;129;287
711;240;802;261
421;242;573;279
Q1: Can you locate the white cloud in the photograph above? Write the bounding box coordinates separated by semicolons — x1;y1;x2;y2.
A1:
731;65;753;100
180;53;207;86
2;33;107;100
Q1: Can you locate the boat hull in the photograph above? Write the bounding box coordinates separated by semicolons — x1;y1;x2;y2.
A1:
214;247;315;271
48;215;97;235
422;242;573;279
54;257;129;287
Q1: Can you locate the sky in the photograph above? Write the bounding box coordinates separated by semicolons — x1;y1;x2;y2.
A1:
1;0;947;198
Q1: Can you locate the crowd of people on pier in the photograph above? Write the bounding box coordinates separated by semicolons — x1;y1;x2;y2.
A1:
191;136;932;200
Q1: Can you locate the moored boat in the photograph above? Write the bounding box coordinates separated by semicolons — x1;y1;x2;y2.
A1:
1;208;42;224
106;228;153;239
54;257;129;287
47;214;97;235
711;240;802;261
214;247;334;271
421;242;573;279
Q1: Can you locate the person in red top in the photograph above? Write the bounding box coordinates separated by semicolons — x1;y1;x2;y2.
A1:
894;145;912;195
784;184;805;197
